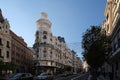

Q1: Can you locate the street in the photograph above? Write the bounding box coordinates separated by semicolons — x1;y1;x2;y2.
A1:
53;73;89;80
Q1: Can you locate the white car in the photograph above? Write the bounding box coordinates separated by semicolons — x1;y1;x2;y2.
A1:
36;72;53;80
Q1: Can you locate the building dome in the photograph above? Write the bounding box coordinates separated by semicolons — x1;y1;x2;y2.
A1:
36;12;52;27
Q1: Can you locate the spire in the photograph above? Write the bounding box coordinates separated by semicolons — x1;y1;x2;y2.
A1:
0;8;4;23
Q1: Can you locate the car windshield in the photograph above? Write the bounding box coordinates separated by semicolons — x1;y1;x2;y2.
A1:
9;73;22;78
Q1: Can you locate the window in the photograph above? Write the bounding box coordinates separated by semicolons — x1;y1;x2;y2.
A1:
43;48;47;53
7;51;9;58
106;14;109;20
36;31;39;36
6;25;7;29
0;49;2;57
43;35;47;39
50;51;52;58
0;38;2;45
6;41;10;48
44;53;46;58
50;38;52;41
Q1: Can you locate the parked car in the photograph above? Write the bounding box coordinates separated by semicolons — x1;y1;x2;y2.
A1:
61;71;73;77
35;72;53;80
6;73;34;80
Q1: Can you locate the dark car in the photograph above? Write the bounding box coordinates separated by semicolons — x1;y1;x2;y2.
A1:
35;72;53;80
6;73;33;80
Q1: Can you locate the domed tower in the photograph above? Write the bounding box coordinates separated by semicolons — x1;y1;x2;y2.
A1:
33;12;54;74
35;12;52;43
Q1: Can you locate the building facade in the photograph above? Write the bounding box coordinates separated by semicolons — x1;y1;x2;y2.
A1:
102;0;120;79
0;9;11;62
0;9;34;73
10;30;34;72
33;12;82;74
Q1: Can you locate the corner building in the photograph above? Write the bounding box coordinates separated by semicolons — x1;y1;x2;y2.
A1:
33;12;76;74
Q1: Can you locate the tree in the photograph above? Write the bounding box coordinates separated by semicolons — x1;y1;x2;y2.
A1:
82;26;111;78
0;61;16;76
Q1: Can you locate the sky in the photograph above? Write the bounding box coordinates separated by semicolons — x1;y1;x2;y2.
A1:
0;0;106;59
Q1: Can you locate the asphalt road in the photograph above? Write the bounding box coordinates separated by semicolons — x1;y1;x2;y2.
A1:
54;73;89;80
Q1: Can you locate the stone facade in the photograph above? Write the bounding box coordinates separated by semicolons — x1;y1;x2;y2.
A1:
102;0;120;79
